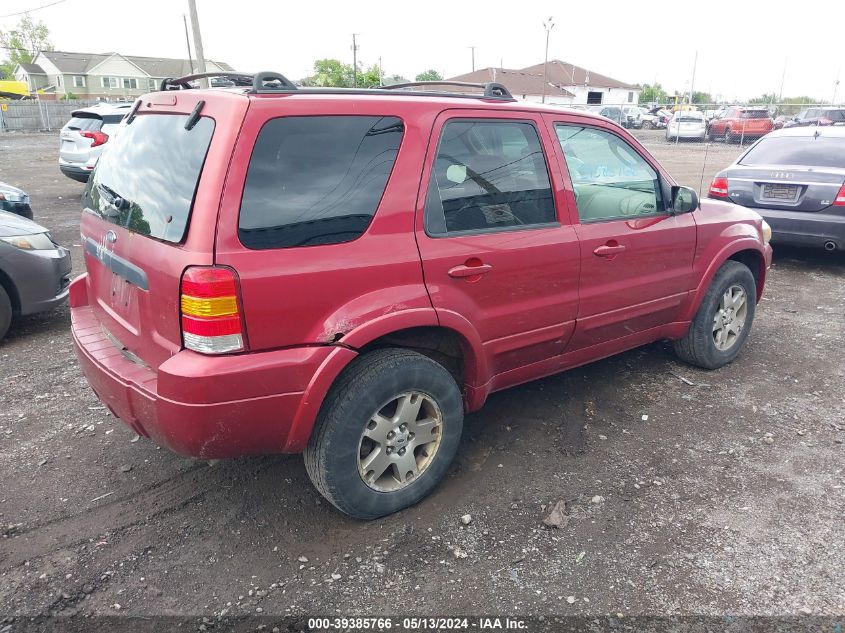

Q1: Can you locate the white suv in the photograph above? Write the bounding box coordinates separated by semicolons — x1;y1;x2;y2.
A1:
58;103;132;182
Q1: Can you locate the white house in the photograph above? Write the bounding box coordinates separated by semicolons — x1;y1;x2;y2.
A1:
448;60;640;106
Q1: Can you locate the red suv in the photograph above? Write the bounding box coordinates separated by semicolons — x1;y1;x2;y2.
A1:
708;106;774;142
70;72;772;518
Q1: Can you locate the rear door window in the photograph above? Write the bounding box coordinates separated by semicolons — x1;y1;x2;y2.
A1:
82;113;215;243
424;119;556;235
238;115;404;249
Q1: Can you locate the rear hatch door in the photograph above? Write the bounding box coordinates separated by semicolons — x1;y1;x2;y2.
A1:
79;91;248;369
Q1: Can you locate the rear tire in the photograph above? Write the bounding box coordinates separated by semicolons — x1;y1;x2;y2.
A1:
304;349;464;519
643;120;653;130
724;127;733;143
673;261;756;370
0;285;12;343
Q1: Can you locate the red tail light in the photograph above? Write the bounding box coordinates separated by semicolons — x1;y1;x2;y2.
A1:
180;266;246;354
81;130;109;147
834;183;845;206
709;176;729;198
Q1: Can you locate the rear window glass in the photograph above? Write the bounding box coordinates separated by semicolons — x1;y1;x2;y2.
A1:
740;110;770;119
238;115;404;249
822;109;845;122
739;136;845;169
65;116;102;131
82;113;215;243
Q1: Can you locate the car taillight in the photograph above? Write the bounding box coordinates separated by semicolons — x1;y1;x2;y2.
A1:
834;183;845;206
80;130;109;147
709;176;729;198
180;266;246;354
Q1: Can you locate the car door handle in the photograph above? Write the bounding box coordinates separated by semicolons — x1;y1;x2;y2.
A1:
448;263;493;278
593;243;627;257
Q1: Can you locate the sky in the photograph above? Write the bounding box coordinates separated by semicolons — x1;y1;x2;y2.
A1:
2;0;844;102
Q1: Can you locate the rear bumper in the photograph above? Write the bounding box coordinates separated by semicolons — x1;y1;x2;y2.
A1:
70;276;357;458
756;208;845;249
59;162;93;183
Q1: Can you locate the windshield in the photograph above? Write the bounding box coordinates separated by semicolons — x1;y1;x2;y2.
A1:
82;113;215;243
739;136;845;169
740;110;770;119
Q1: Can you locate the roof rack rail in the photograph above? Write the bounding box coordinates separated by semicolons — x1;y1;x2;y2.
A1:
381;81;514;100
160;71;298;93
250;71;298;93
160;71;254;91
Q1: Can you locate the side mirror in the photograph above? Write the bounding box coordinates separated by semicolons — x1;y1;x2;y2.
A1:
672;185;699;213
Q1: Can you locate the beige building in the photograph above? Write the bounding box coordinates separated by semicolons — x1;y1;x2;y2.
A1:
14;50;234;100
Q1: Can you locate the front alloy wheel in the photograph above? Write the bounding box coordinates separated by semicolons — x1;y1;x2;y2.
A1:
712;285;748;351
358;391;443;491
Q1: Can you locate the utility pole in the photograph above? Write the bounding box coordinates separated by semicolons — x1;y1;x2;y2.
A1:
778;57;787;102
833;67;841;104
187;0;207;87
182;14;194;73
378;55;383;86
468;46;476;72
542;17;554;104
687;49;697;107
352;34;359;87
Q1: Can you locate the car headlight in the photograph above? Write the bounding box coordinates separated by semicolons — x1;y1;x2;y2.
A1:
0;190;25;202
0;233;57;250
761;220;772;244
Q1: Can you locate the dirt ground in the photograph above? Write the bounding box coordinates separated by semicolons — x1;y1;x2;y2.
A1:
1;131;843;628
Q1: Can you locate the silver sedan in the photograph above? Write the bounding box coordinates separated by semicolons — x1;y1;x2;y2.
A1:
0;211;71;341
666;111;707;142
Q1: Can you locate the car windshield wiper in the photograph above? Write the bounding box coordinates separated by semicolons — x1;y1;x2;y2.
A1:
96;183;132;215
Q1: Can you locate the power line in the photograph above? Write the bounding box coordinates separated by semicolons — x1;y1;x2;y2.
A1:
1;0;68;19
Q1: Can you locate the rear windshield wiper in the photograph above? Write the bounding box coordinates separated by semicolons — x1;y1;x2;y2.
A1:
96;183;132;215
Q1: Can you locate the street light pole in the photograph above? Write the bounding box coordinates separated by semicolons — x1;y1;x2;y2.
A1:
542;17;554;104
469;46;476;72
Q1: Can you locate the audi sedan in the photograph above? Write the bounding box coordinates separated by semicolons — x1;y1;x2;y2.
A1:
707;126;845;250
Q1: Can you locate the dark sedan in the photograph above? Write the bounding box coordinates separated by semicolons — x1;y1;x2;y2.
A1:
0;211;72;341
0;181;33;220
707;126;845;251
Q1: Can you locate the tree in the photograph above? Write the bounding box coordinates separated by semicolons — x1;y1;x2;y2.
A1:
382;74;409;86
638;83;667;105
691;91;713;105
415;69;442;82
308;58;383;88
0;14;53;79
311;59;353;87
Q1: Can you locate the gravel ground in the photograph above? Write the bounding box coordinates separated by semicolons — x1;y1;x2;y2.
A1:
0;131;843;628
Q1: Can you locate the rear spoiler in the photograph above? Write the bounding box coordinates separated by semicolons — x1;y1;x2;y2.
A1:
160;71;297;94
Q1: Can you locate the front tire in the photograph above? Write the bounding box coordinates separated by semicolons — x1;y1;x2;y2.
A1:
673;261;756;370
0;285;12;342
304;349;464;519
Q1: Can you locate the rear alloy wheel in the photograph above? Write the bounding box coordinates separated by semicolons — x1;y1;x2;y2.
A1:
643;120;653;130
0;285;12;342
304;349;463;519
724;127;733;143
673;261;756;369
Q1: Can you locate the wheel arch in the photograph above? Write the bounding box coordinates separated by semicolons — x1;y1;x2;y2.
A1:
682;240;767;322
0;268;21;314
283;310;487;452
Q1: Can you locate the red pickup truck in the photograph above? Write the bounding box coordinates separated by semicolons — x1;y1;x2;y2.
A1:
70;73;772;518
